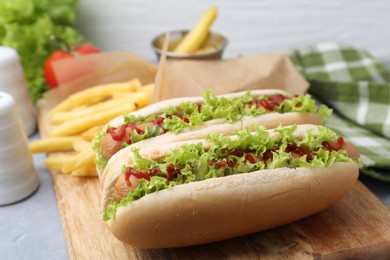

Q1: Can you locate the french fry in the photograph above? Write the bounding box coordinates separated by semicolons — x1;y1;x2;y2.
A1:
173;6;218;53
140;83;155;93
45;154;77;172
111;84;153;99
29;136;83;153
62;150;96;174
71;167;98;177
61;157;76;174
73;139;92;153
50;91;149;124
49;103;137;137
72;150;95;171
49;79;142;115
111;92;136;99
49;90;151;137
81;125;104;141
42;79;155;178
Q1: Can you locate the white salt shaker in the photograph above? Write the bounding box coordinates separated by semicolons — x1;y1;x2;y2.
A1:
0;46;36;136
0;92;39;205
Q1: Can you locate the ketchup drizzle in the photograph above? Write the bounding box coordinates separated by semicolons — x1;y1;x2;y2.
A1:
322;136;344;151
166;163;180;180
124;167;151;186
123;138;347;188
106;124;127;141
108;94;294;144
107;113;193;142
247;94;288;111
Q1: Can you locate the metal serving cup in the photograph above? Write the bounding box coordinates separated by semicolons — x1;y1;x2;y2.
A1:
151;30;228;60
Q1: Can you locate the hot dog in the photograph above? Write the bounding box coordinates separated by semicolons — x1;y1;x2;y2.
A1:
93;89;331;178
101;124;360;248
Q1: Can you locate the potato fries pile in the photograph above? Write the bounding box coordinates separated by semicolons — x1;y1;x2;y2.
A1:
30;79;154;177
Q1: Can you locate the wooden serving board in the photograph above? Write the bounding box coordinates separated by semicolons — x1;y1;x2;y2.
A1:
37;96;390;259
52;175;390;259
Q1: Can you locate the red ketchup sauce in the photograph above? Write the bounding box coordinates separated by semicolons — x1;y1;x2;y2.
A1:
108;95;289;144
106;123;145;144
124;164;174;187
247;94;289;111
122;139;345;187
322;137;344;151
106;114;190;143
124;167;162;187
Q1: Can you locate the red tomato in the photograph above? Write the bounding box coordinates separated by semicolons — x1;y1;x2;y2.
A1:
44;44;101;89
75;44;101;55
44;50;73;89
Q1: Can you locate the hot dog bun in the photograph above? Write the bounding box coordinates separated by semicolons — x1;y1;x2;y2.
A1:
100;112;322;184
105;89;321;131
102;124;322;189
106;89;289;128
96;89;324;180
101;124;359;248
108;162;358;248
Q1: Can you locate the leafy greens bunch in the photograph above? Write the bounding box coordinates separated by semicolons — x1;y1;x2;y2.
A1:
0;0;83;102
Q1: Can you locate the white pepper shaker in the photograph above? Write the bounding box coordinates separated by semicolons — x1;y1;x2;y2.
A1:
0;46;36;136
0;92;39;205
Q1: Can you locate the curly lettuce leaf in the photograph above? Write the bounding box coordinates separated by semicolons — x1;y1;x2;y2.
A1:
117;90;332;138
103;176;173;221
163;115;190;134
130;125;163;144
123;113;154;124
104;125;355;221
92;131;107;173
131;148;158;170
93;124;164;173
162;91;331;133
0;0;83;102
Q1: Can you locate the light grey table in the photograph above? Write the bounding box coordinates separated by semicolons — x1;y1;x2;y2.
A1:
1;133;390;260
0;134;69;260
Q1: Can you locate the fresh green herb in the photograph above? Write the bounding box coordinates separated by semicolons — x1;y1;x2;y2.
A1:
92;131;107;173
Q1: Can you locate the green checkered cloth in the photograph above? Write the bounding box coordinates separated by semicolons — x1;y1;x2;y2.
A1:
289;42;390;181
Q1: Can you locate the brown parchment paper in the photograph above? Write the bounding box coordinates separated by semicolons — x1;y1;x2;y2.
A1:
39;50;308;121
47;51;157;102
151;53;309;103
37;51;157;135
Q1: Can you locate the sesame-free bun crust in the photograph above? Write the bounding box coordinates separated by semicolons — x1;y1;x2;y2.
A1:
108;162;358;248
102;125;359;248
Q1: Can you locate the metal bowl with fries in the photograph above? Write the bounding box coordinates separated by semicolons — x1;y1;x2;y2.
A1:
151;30;228;60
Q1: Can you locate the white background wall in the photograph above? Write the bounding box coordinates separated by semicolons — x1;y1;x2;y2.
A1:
76;0;390;63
